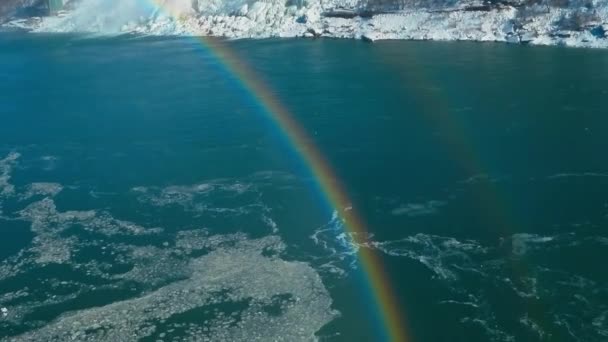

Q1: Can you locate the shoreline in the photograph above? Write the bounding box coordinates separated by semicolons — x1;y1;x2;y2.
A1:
2;3;607;49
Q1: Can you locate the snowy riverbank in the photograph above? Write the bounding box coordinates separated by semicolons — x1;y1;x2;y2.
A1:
2;0;608;48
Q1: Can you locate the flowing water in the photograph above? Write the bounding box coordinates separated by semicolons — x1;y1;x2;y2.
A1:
1;33;608;341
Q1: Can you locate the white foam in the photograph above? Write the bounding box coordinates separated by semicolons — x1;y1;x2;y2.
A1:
391;200;446;217
313;225;608;339
309;210;362;276
460;173;503;184
372;234;489;280
311;211;358;256
438;299;479;308
261;214;279;233
592;311;608;337
40;155;58;171
510;233;555;257
520;314;547;340
460;317;515;342
547;172;608;180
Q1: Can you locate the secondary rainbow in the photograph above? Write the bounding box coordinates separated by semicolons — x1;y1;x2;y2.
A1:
145;2;409;341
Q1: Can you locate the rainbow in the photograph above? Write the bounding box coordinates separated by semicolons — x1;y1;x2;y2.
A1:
145;1;409;341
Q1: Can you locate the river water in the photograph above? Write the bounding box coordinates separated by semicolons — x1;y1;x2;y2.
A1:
1;33;607;341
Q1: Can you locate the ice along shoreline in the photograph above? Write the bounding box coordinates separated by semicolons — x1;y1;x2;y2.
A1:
2;1;608;48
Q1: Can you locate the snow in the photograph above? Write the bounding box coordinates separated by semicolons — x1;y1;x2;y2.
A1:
2;0;608;48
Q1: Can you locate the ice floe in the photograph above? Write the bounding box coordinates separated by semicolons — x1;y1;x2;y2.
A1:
0;152;20;198
19;183;63;201
0;153;336;341
7;236;337;342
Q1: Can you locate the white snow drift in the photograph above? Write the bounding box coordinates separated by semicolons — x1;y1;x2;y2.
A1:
3;0;608;47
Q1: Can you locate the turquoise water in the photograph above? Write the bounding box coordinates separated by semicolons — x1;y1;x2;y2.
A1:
1;33;608;341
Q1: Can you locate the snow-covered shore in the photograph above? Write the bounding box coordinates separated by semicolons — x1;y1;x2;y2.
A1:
3;0;608;48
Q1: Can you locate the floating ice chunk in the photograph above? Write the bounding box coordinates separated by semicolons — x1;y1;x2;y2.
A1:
20;182;64;200
262;214;279;233
0;152;20;197
10;236;337;341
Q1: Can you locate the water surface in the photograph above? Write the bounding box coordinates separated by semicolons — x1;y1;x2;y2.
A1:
1;33;608;341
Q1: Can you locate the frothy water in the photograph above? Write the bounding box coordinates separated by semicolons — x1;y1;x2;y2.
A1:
313;221;608;340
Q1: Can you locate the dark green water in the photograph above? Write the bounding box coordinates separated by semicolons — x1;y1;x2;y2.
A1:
1;33;607;341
